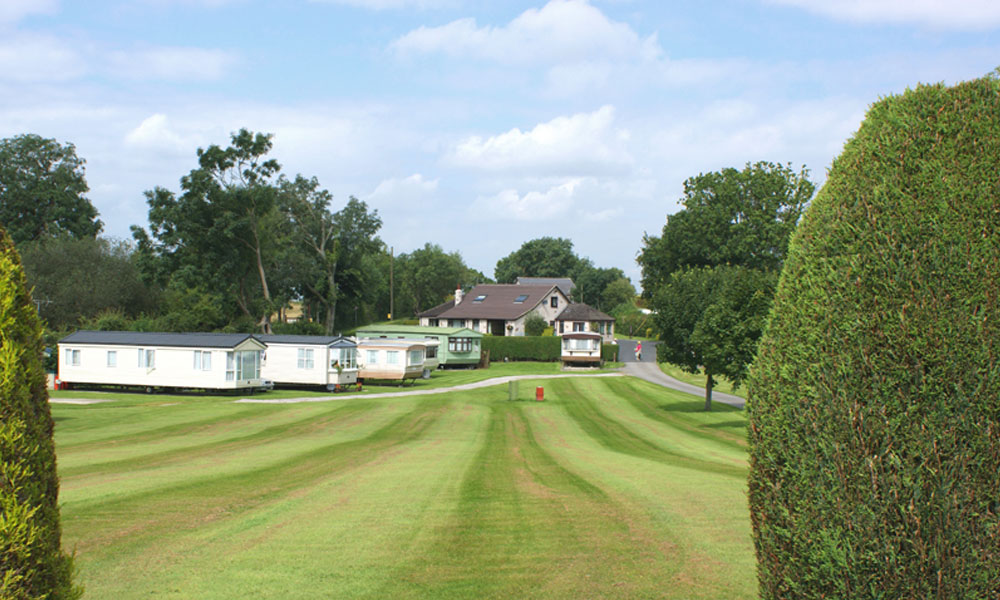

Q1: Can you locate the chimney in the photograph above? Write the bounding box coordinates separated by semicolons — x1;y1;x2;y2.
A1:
454;285;464;306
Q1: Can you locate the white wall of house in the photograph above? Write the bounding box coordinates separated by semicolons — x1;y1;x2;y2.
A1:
261;343;358;387
58;339;264;390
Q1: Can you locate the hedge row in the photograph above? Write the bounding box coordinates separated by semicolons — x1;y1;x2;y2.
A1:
483;335;560;361
481;336;618;363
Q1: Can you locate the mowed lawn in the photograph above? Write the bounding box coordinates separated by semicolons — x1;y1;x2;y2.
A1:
52;375;754;599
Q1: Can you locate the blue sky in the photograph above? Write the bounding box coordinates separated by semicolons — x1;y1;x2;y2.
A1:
2;0;997;287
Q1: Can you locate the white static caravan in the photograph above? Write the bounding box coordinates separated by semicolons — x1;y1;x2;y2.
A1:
355;333;440;374
356;338;426;382
58;331;266;392
258;334;358;390
560;332;604;366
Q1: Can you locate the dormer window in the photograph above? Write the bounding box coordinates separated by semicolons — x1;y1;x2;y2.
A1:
473;295;487;302
514;294;529;303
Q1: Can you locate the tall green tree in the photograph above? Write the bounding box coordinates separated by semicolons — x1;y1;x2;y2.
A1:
0;134;102;245
20;237;159;330
134;129;286;333
0;225;80;599
494;237;580;283
278;176;382;334
395;243;470;317
638;161;813;294
641;161;812;409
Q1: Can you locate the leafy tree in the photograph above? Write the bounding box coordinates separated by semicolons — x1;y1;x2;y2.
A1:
748;73;1000;600
524;313;547;336
601;277;636;312
0;225;80;599
0;134;102;245
494;237;580;283
395;243;470;317
654;266;775;409
641;162;812;408
135;129;285;333
570;262;625;308
638;161;813;293
19;237;159;330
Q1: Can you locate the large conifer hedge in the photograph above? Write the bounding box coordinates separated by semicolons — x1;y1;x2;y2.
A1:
0;226;79;599
747;73;1000;598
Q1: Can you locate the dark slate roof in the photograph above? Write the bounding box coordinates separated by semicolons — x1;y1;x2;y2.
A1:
60;330;261;349
257;334;356;348
554;303;614;322
517;277;575;296
417;299;455;318
436;284;560;320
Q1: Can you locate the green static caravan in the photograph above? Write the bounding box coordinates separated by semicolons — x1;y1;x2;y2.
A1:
354;324;483;368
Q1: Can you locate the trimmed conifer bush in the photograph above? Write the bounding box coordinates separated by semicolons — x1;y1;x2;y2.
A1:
747;73;1000;598
482;336;560;361
0;226;80;599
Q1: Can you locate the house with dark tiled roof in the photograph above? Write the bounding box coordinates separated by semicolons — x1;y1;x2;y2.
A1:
554;303;615;343
418;283;569;336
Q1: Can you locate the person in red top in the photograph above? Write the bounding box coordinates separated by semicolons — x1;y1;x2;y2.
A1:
635;341;642;361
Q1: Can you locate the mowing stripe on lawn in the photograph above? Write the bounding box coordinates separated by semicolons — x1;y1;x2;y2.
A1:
551;378;745;478
381;397;681;599
62;397;449;557
69;397;491;600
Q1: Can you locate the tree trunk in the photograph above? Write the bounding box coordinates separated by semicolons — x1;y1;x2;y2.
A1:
324;264;338;335
704;371;713;411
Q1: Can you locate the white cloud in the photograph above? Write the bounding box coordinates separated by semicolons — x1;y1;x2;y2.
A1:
766;0;1000;30
448;105;632;176
0;0;57;25
124;114;199;155
0;33;86;82
368;173;440;204
107;46;237;81
471;180;580;221
391;0;660;64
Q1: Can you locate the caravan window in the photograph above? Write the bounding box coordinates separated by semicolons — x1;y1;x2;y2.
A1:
106;350;116;367
297;348;315;369
366;350;378;364
193;350;212;371
334;348;356;369
408;349;424;365
138;349;155;368
386;351;400;365
65;349;80;366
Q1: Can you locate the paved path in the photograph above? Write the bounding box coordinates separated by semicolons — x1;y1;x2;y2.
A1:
616;339;745;409
235;372;624;404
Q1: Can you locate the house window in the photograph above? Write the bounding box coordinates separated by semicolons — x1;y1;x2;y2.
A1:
65;349;80;366
550;296;558;308
514;294;528;303
473;295;487;303
193;350;212;371
449;337;473;353
366;350;379;364
106;350;116;367
297;348;314;369
559;321;564;333
138;349;155;368
573;322;585;332
386;351;400;365
408;350;424;365
448;319;464;328
429;319;439;326
472;319;479;330
425;345;438;359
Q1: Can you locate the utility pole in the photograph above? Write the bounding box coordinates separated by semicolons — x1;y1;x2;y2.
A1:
389;246;394;321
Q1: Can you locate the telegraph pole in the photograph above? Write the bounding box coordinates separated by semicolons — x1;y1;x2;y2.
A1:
389;246;394;321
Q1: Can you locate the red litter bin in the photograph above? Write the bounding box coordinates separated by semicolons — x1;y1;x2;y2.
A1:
535;386;544;402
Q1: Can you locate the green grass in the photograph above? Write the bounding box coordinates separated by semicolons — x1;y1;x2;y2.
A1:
657;363;747;399
53;375;754;599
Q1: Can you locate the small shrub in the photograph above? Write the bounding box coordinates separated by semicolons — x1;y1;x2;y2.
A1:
524;313;547;337
601;343;618;362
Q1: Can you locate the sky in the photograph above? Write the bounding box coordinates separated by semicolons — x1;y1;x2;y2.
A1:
1;0;998;289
